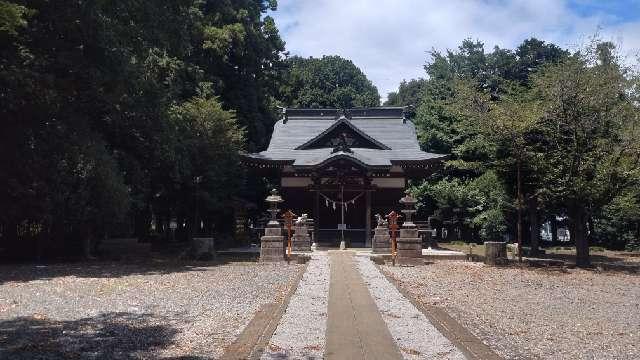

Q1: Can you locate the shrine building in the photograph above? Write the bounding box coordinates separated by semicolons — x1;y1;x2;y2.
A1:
241;107;446;247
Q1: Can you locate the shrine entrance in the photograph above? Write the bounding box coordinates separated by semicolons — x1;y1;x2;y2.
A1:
242;107;446;249
315;186;369;247
314;157;371;247
281;156;375;247
279;155;408;248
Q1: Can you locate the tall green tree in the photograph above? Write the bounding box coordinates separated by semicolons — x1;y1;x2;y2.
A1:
385;78;426;107
411;38;568;245
0;0;254;258
533;41;639;265
279;55;380;108
450;80;545;257
197;0;285;151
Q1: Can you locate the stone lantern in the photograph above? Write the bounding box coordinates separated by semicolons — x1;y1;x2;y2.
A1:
396;191;423;265
260;189;286;262
399;192;418;228
265;189;284;227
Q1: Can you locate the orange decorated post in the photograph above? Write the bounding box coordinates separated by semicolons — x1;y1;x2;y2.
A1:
282;210;297;260
386;211;401;258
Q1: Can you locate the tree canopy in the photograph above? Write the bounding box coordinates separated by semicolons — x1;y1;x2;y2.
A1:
384;78;426;107
401;37;640;264
279;55;380;108
0;0;274;258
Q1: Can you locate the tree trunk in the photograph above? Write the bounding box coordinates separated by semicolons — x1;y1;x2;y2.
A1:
135;206;152;240
35;221;50;262
528;196;540;257
551;217;558;244
517;159;523;262
568;203;590;267
4;221;19;258
81;223;95;260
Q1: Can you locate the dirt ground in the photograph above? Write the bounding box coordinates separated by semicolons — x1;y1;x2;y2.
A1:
383;261;640;360
0;257;302;359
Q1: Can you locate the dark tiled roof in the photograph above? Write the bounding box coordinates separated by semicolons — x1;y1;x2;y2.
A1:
243;107;447;168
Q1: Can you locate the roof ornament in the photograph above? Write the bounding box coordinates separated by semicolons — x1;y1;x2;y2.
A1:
281;106;289;124
330;132;355;153
336;108;352;120
402;105;415;123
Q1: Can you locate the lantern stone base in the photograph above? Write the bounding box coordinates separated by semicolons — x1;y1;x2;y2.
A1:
261;226;285;262
292;225;311;252
372;226;391;254
396;227;423;266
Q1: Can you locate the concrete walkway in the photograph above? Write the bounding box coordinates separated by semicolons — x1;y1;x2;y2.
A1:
325;251;403;360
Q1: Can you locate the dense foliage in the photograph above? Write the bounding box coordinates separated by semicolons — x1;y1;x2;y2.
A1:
0;0;384;259
384;78;426;107
279;55;380;108
400;38;640;264
0;0;280;258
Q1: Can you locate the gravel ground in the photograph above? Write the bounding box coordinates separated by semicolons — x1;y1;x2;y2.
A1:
0;259;302;359
383;261;640;360
356;255;465;360
261;252;330;360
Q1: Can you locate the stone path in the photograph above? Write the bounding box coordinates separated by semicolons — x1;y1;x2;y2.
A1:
260;251;467;359
355;254;465;360
325;251;403;360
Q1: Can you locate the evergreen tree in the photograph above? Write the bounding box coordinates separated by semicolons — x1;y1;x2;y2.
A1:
279;55;380;108
385;79;426;107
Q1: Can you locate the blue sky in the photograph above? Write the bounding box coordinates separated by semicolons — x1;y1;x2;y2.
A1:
568;0;640;23
269;0;640;100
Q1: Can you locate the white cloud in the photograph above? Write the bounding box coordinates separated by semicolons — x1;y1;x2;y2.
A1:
269;0;640;100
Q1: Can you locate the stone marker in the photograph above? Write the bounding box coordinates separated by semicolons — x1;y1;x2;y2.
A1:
372;214;391;254
261;189;286;262
396;192;423;266
292;214;312;251
484;241;508;266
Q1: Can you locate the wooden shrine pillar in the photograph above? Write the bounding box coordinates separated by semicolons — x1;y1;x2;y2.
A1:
314;191;320;241
365;191;372;247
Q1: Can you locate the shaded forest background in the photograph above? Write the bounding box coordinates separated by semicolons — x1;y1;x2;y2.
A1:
1;1;638;265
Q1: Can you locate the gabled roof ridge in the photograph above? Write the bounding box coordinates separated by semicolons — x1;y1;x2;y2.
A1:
293;117;391;151
283;107;406;121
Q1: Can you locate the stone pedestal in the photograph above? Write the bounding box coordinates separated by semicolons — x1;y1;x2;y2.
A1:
261;226;285;262
396;226;423;266
372;226;391;254
292;224;311;251
395;192;423;265
306;218;315;245
484;241;508;266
